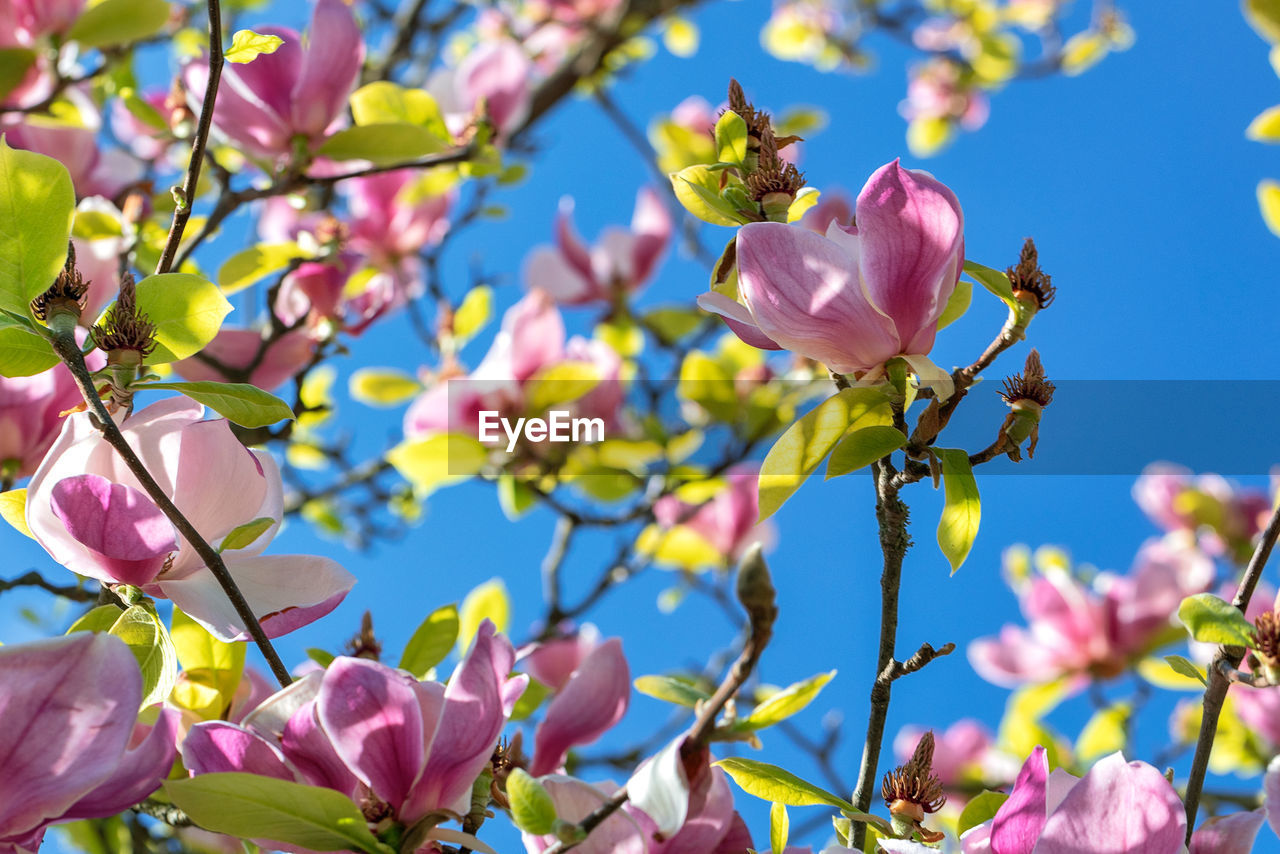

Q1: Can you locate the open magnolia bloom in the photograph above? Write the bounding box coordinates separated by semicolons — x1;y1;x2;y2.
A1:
0;633;178;853
26;397;355;641
698;159;963;397
183;622;526;845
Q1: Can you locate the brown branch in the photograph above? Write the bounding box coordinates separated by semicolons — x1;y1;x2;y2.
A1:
156;0;224;274
48;326;293;688
1183;501;1280;841
0;570;98;602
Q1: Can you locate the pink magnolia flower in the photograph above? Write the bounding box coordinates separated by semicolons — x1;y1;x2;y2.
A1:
172;327;318;391
880;747;1185;854
404;289;622;441
519;623;602;692
1133;463;1271;560
969;538;1213;687
1191;810;1265;853
5;0;85;42
523;188;672;306
797;188;853;235
698;159;964;384
26;397;354;640
0;355;95;480
344;169;454;267
522;777;647;854
0;632;178;853
629;764;752;854
652;464;774;565
184;0;364;161
526;634;630;776
901;58;990;130
183;622;526;830
432;38;534;138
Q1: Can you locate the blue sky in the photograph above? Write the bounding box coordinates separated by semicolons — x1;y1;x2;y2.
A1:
12;0;1280;850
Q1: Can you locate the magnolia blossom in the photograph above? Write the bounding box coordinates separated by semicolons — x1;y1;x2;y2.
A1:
652;464;774;565
0;633;178;852
797;188;853;235
0;357;92;480
404;289;622;441
524;188;672;306
431;38;534;138
878;748;1186;853
185;0;364;160
698;160;963;391
173;328;318;391
1133;463;1271;559
969;538;1213;687
345;169;454;267
183;622;526;833
26;397;354;640
523;632;630;776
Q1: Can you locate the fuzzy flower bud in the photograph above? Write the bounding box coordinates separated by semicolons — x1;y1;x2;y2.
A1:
998;349;1055;460
30;243;89;331
94;273;156;365
882;729;946;842
1006;238;1056;333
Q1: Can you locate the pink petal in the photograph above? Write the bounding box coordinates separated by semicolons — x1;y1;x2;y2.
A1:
524;246;598;305
736;221;901;373
280;700;361;798
404;621;525;820
172;328;317;392
552;197;597;284
290;0;365;138
519;627;599;693
628;187;672;287
991;745;1048;854
531;638;630;775
524;777;645;854
650;768;736;854
317;657;426;809
186;43;295;158
158;553;354;642
854;160;963;355
0;634;140;839
1034;753;1185;853
456;40;532;134
49;473;177;586
65;708;180;820
696;291;783;351
182;721;294;781
1190;810;1265;853
490;290;565;383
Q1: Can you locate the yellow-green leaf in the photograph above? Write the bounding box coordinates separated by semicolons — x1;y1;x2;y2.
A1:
142;381;294;428
0;327;58;378
671;165;745;227
388;433;488;496
110;603;179;709
458;579;509;653
67;0;169;47
935;447;980;573
225;29;284;63
399;603;459;678
715;757;855;811
770;803;789;854
452;285;492;344
1248;105;1280;142
1075;702;1130;761
714;111;748;166
1258;180;1280;237
134;273;233;364
0;488;32;538
634;674;711;707
739;670;836;730
349;368;422;407
825;426;906;479
0;141;75;315
217;243;308;295
507;769;557;835
1246;0;1280;43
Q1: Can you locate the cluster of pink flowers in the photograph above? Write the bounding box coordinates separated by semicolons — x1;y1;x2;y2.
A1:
1134;463;1272;561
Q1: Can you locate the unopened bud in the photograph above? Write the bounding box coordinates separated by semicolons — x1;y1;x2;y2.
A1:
736;543;778;631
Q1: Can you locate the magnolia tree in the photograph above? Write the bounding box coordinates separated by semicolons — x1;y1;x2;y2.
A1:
1;0;1279;852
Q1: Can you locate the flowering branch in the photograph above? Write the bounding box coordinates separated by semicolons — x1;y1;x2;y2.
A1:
156;0;223;275
46;326;294;688
1181;500;1280;841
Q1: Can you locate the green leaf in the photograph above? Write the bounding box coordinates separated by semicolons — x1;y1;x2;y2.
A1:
509;677;549;721
0;49;36;103
759;388;891;519
770;802;789;854
1246;0;1280;42
0;140;75;315
524;362;600;414
935;447;980;573
633;674;711;708
67;604;126;635
388;433;489;496
0;327;58;377
458;579;509;653
118;87;168;132
937;277;973;329
714;110;748;165
738;670;836;730
715;757;855;810
671;165;745;227
225;29;285;64
507;769;557;835
218;516;276;552
963;259;1017;309
316;124;448;166
67;0;169;47
452;285;492;345
1249;105;1280;143
399;603;459;678
825;426;907;479
217;243;307;295
957;791;1007;837
142;381;294;428
348;82;448;139
0;488;32;538
171;607;245;716
164;773;388;853
349;368;422;407
1164;654;1208;687
110;603;179;709
497;474;536;521
133;273;233;364
1177;593;1256;647
1075;702;1130;761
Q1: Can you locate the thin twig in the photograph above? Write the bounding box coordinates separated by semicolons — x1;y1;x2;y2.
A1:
156;0;224;274
0;570;97;602
48;327;293;688
1182;502;1280;841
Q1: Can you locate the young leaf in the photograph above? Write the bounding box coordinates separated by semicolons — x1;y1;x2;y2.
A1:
110;603;179;709
825;426;907;479
633;675;711;708
0;141;75;315
937;278;973;329
0;48;36;103
225;30;285;64
737;670;836;730
770;803;789;854
133;273;233;363
66;0;169;47
171;607;245;714
218;516;277;552
714;110;748;165
1163;654;1208;687
164;774;389;853
962;259;1017;309
387;433;489;496
507;769;557;835
0;488;32;538
760;388;891;519
715;757;855;810
935;447;980;573
957;791;1008;837
671;165;745;227
0;327;57;377
399;603;459;678
142;381;295;428
317;124;447;165
217;243;308;295
458;579;509;653
1177;593;1256;647
349;368;422;407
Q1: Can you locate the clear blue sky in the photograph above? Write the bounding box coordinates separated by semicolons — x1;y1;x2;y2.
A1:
9;0;1280;850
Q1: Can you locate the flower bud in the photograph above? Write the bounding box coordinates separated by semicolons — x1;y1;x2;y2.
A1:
998;349;1055;460
93;272;157;366
30;243;89;334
